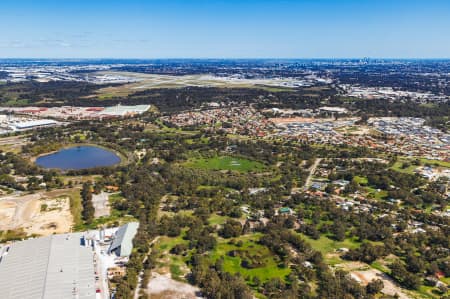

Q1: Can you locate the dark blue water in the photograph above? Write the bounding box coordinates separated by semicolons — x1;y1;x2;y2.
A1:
36;146;121;170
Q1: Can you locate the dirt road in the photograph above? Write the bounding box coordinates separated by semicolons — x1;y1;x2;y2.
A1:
303;158;322;190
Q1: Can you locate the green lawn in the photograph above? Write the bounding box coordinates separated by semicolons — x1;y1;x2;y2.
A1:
391;157;450;174
184;156;265;172
370;261;390;273
413;286;444;299
353;176;368;185
301;235;360;256
156;234;189;252
68;189;83;227
209;234;290;284
208;213;229;226
420;158;450;168
301;234;362;265
365;186;388;200
391;160;418;174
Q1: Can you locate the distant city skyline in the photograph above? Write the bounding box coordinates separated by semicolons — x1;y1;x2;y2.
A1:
1;0;450;58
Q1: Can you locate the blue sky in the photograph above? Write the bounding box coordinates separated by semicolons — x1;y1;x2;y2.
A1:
0;0;449;58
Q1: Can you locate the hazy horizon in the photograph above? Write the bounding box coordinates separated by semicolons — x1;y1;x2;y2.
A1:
1;0;450;59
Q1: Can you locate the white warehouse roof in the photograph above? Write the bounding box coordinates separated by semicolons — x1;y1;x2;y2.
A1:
0;233;96;299
100;104;150;116
13;119;58;130
108;222;139;257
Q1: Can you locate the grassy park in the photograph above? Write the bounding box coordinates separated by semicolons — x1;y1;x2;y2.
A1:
184;156;265;172
209;234;291;284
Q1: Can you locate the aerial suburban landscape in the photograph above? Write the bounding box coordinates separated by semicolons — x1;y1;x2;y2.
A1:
0;1;449;299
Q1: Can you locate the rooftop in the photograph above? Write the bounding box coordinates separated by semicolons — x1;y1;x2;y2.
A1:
108;222;139;257
0;233;95;299
100;104;150;116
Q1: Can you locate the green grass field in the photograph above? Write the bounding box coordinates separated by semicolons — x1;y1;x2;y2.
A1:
209;234;290;283
184;156;265;172
370;261;390;273
353;176;368;185
420;158;450;168
391;157;450;175
301;235;360;255
391;160;418;174
156;234;189;252
208;213;229;226
365;186;388;200
68;189;83;227
301;234;361;265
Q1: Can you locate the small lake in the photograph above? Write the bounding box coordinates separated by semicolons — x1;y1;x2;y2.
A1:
36;145;121;170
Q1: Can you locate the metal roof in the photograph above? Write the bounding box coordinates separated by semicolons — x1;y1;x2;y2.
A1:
101;104;150;116
109;222;139;257
14;119;57;129
0;233;96;299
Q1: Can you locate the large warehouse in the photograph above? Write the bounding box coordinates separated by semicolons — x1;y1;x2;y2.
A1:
0;233;96;299
12;119;58;130
100;104;150;117
108;222;139;257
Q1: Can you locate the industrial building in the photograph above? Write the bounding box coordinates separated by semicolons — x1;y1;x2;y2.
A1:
12;119;58;130
108;222;139;257
318;106;348;116
0;104;150;120
100;104;150;117
0;233;96;299
0;115;60;134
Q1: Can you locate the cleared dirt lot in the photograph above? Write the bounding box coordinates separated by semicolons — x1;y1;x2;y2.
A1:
336;261;411;299
351;269;411;299
92;191;111;218
147;273;203;299
0;191;73;236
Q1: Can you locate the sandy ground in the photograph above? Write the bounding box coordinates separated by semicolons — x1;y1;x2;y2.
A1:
336;261;411;299
351;270;411;299
147;273;203;299
0;191;73;236
93;191;111;218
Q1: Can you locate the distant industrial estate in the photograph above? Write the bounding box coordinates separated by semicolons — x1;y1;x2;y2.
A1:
0;104;150;134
